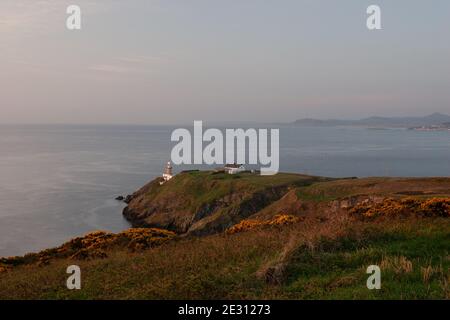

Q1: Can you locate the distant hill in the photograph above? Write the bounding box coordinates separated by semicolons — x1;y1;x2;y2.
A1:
293;113;450;127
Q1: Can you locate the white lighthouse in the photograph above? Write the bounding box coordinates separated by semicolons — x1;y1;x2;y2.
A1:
162;161;173;182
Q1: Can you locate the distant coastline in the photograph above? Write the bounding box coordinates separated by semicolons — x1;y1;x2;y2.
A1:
291;112;450;129
408;123;450;131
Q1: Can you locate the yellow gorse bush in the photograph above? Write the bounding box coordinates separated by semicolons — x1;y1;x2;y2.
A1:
226;214;299;235
419;198;450;217
0;228;176;270
267;214;299;226
350;197;450;218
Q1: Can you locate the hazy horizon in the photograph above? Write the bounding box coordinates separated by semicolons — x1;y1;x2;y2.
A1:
1;0;450;125
1;112;450;127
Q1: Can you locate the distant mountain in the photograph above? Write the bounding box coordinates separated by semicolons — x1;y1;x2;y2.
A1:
292;113;450;128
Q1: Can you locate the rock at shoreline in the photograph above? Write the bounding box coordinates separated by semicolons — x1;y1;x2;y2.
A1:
124;194;134;204
115;194;134;203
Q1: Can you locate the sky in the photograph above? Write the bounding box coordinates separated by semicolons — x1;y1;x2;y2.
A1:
1;0;450;124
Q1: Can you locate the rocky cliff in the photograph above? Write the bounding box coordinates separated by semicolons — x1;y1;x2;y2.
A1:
123;171;450;236
122;171;327;235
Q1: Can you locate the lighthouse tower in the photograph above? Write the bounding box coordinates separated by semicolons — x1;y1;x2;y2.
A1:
162;161;173;182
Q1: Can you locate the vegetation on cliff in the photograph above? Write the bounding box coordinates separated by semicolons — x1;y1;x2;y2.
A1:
0;217;448;299
0;228;175;272
123;173;450;237
225;214;299;234
123;171;327;235
1;172;449;299
350;197;450;218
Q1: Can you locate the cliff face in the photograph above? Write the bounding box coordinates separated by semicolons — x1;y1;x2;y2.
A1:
122;171;324;235
123;172;450;236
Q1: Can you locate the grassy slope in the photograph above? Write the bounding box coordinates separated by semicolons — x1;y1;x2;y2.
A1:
295;177;450;202
1;174;449;300
129;171;324;212
124;171;328;234
0;218;448;300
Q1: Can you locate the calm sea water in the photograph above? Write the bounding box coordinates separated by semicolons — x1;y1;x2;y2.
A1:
0;124;449;256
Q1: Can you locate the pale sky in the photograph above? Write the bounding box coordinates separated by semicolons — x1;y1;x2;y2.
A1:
1;0;450;124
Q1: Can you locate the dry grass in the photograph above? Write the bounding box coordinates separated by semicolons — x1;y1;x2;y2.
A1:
420;264;446;284
2;173;450;300
0;217;448;299
256;213;353;285
380;256;414;274
0;225;295;299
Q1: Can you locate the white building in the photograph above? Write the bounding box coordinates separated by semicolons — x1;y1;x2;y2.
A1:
162;161;173;182
224;163;245;174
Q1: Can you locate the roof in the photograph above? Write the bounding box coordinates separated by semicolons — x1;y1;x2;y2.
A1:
224;164;244;168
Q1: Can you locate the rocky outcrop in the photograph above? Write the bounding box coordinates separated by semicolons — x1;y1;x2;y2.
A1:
186;185;290;236
122;171;320;236
0;228;175;270
122;172;450;238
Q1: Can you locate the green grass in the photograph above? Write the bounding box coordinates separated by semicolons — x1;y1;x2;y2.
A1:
127;171;324;233
1;218;448;300
294;177;450;203
280;221;449;299
189;172;325;212
294;178;387;202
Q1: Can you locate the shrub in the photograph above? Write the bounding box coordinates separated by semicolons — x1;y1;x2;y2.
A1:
350;197;450;219
1;228;176;267
226;214;299;234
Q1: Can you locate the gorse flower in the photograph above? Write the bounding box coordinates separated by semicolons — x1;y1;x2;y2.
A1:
0;228;176;270
350;197;450;218
226;214;299;234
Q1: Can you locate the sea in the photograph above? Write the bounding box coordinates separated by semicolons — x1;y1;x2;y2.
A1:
0;124;449;257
